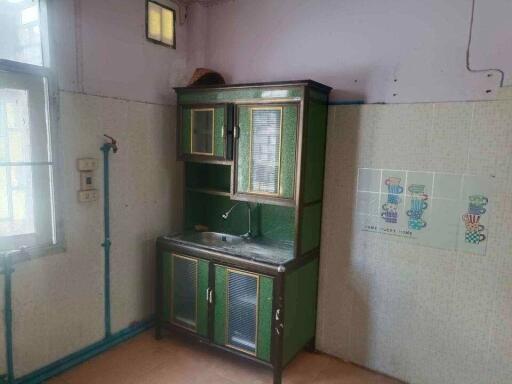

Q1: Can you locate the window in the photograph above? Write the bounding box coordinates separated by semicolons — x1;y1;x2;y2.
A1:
146;1;176;48
0;0;60;255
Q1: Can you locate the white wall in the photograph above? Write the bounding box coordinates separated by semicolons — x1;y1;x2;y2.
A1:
317;89;512;384
201;0;512;103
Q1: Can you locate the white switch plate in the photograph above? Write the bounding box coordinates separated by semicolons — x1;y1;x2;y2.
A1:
78;189;98;202
77;158;99;171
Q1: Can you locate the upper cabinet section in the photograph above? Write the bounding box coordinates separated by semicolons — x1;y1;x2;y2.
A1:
175;80;331;206
179;104;231;161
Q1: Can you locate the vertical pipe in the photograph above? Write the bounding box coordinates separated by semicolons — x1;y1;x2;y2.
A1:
2;253;15;383
101;144;112;339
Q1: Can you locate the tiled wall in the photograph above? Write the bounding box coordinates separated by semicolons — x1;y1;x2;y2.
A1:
0;92;182;377
316;91;512;383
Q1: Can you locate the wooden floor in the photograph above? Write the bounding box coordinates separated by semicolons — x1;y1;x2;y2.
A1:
47;331;402;384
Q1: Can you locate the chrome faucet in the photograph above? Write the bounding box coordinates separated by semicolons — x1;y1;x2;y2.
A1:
221;201;253;239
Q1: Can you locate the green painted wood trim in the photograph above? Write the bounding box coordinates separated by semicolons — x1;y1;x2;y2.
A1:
162;252;172;321
197;259;209;337
283;258;319;365
213;265;227;345
303;98;328;203
236;106;251;194
300;203;323;254
181;107;192;154
178;87;304;104
279;105;298;199
256;276;274;362
213;106;225;157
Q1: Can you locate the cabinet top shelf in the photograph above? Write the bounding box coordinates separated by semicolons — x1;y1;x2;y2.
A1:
174;79;332;94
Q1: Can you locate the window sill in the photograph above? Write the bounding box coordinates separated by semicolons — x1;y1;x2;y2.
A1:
1;243;67;267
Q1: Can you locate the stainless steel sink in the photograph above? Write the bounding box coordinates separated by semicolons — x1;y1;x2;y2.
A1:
193;231;245;245
167;231;294;265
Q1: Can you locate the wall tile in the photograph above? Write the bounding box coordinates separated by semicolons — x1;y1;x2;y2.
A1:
318;99;512;384
5;92;180;376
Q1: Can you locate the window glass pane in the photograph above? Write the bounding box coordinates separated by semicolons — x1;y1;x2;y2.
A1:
147;2;162;41
161;7;174;46
0;71;54;252
250;108;282;194
0;164;53;251
0;0;43;66
0;70;50;163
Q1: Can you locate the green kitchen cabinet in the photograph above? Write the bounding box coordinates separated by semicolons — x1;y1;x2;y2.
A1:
161;252;209;337
233;104;298;203
179;104;231;161
213;265;273;361
162;80;331;384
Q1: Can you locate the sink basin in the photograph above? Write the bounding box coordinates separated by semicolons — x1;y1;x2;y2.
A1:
166;231;294;265
194;232;244;245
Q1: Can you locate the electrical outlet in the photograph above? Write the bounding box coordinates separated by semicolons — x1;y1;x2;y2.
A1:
77;158;99;171
78;189;98;202
80;171;94;190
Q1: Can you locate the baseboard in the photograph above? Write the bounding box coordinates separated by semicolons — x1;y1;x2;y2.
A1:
16;319;154;384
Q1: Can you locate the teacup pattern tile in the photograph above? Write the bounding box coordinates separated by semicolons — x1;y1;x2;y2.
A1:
356;168;493;256
381;177;404;224
407;184;429;230
462;194;488;244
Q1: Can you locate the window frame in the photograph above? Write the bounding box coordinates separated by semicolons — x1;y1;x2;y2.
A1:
145;0;177;49
0;0;64;261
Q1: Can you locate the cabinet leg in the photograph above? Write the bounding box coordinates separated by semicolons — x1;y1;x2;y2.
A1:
273;366;282;384
154;324;162;340
305;337;316;353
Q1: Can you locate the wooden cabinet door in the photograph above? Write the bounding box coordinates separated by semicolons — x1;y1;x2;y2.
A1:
180;104;230;160
213;265;274;361
162;252;209;337
234;103;298;204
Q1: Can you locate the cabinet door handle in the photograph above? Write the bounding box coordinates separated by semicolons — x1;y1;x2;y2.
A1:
275;309;280;321
221;125;225;138
209;289;213;304
233;126;239;139
206;288;210;302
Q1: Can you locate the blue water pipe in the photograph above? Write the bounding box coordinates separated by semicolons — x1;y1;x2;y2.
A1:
1;252;15;384
100;134;118;339
0;135;141;384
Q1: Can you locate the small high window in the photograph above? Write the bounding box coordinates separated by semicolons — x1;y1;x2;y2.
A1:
146;1;176;48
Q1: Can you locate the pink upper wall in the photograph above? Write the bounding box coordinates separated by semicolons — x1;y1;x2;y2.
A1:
199;0;512;103
49;0;192;105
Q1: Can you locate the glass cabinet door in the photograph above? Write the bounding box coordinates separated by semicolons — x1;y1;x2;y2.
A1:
171;254;198;329
227;270;258;354
191;109;214;155
180;105;228;160
213;265;274;361
161;253;209;337
234;103;298;202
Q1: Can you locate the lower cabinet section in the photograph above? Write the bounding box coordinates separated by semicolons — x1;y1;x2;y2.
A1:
157;245;320;384
160;252;273;362
213;265;273;361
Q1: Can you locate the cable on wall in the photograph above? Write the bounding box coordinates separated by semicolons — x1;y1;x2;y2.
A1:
466;0;505;87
